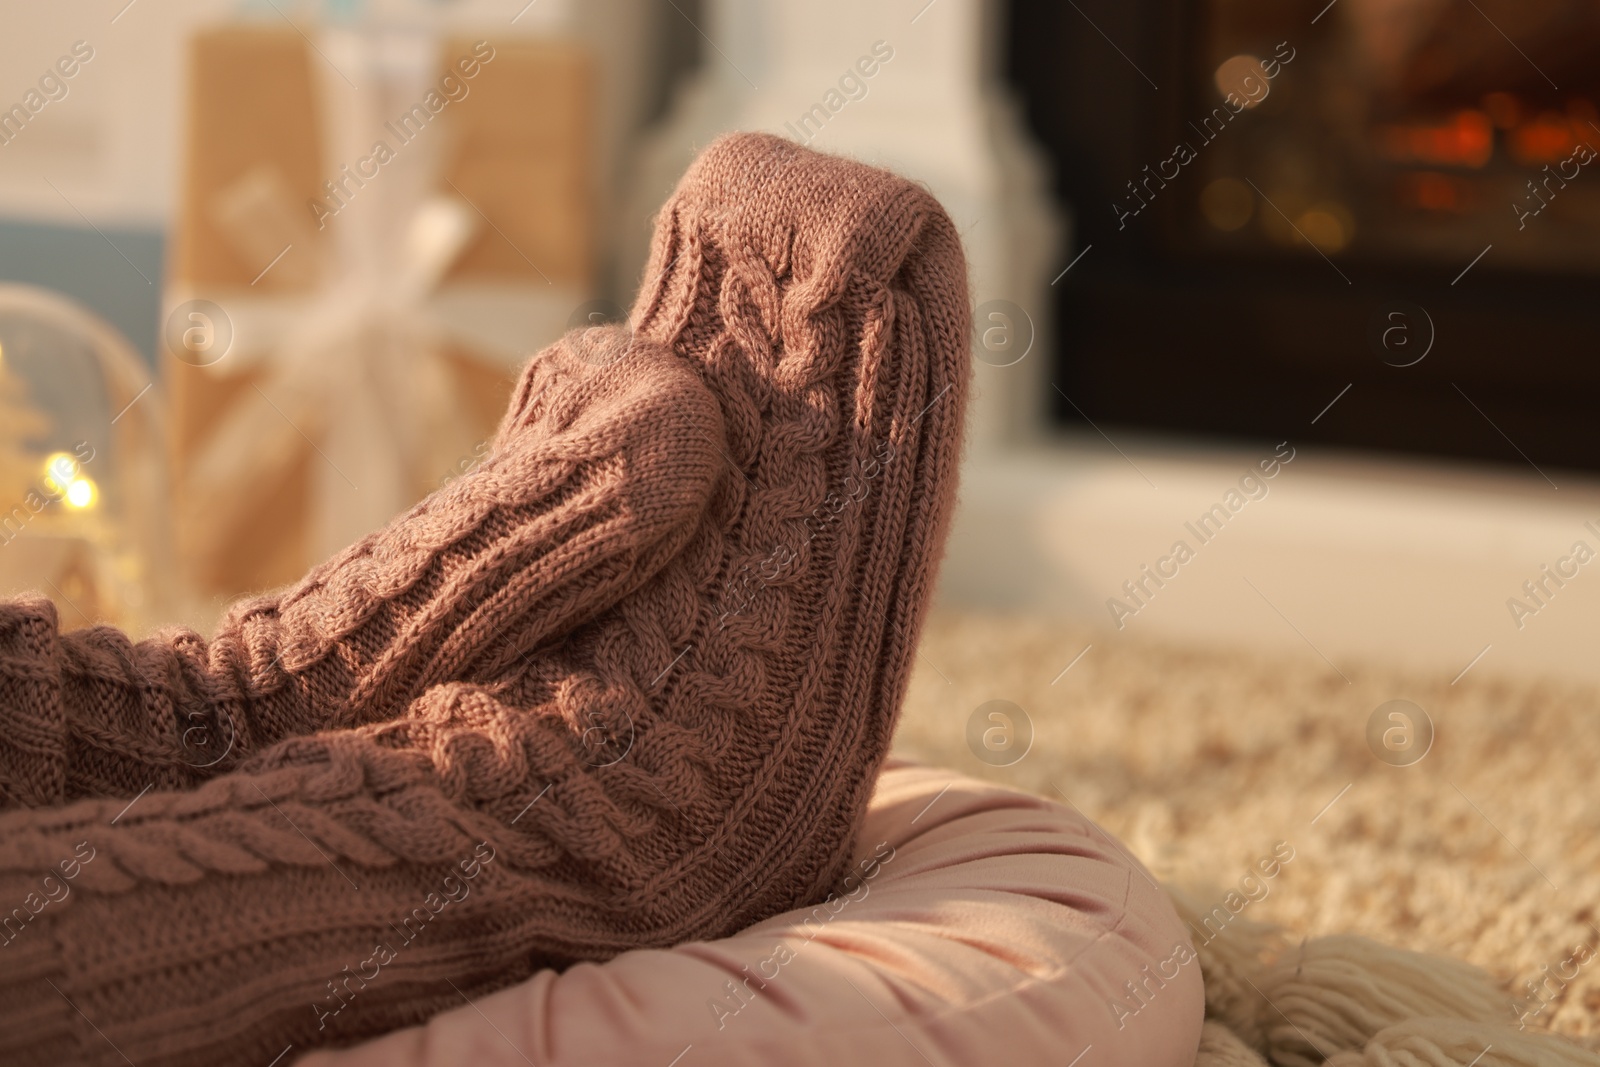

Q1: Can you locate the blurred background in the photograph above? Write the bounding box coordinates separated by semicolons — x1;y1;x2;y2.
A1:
10;1;1600;1035
2;0;1599;686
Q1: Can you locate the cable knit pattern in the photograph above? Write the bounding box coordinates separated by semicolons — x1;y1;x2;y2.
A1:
0;132;971;1066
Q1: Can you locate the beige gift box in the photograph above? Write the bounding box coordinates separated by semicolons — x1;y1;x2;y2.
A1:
167;26;593;598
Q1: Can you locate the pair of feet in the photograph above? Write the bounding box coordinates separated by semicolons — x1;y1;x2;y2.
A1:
0;131;970;1065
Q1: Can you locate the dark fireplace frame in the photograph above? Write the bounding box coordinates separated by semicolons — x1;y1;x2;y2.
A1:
1008;0;1600;475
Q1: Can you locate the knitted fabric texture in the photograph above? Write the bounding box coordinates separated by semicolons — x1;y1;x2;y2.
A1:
1169;886;1600;1067
0;131;971;1065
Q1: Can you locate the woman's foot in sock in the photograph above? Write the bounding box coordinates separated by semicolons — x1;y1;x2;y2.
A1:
519;130;976;940
0;331;725;807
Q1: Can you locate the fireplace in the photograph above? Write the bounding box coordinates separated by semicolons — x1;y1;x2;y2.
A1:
1009;0;1600;472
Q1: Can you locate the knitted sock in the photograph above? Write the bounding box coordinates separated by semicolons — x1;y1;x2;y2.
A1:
0;131;970;1066
0;336;724;806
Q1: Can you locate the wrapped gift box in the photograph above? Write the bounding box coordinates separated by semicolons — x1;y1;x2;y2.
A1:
167;25;594;598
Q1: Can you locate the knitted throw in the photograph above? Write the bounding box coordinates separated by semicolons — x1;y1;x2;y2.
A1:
1166;885;1600;1067
0;132;971;1065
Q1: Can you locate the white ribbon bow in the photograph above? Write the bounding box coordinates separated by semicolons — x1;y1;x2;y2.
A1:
177;27;542;568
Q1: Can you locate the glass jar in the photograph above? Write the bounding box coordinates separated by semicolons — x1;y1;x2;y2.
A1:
0;284;168;633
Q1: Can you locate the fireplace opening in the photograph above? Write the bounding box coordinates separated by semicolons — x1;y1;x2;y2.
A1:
1010;0;1600;471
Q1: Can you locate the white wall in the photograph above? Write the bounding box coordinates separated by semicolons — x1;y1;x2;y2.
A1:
0;0;660;230
0;0;230;226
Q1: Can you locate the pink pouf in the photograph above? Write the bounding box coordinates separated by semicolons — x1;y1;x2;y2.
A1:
301;758;1204;1067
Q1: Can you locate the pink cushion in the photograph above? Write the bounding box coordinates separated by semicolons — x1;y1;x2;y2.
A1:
298;759;1204;1067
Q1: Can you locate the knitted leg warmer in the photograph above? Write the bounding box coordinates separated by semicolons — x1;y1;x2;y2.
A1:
0;131;971;1066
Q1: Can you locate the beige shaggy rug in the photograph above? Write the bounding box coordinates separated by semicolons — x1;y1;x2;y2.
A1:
891;610;1600;1053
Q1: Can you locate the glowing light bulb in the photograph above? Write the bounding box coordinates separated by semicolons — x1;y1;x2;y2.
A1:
65;478;96;510
1214;55;1270;110
42;452;78;495
1295;203;1354;253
